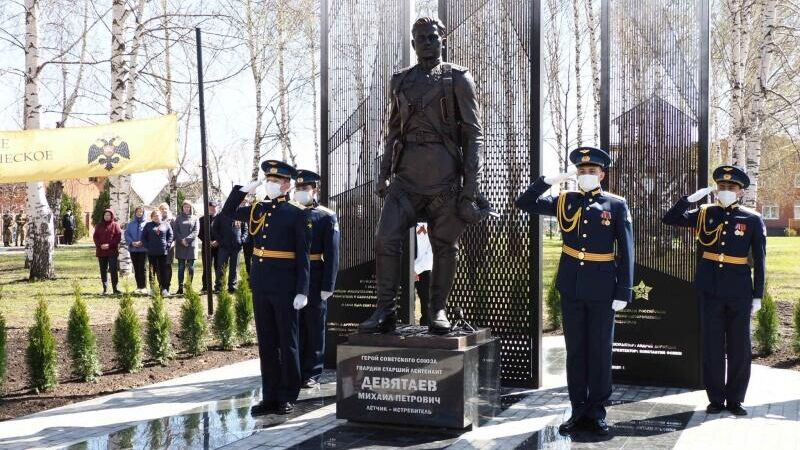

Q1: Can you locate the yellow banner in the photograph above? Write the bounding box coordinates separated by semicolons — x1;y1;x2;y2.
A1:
0;115;178;183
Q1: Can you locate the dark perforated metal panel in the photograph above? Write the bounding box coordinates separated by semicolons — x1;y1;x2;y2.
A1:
602;0;708;387
441;0;542;388
321;0;412;367
323;0;543;388
606;0;708;280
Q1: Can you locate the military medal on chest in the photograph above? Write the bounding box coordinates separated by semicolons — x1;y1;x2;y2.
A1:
735;223;747;236
601;210;612;226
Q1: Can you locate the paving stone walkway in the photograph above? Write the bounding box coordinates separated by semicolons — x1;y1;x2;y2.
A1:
0;336;797;449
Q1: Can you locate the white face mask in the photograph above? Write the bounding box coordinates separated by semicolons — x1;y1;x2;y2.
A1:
265;181;283;199
717;190;738;207
294;190;314;206
577;174;601;192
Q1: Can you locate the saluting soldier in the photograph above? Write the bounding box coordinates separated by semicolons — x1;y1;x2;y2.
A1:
516;146;634;436
293;169;340;389
222;160;312;416
662;165;765;416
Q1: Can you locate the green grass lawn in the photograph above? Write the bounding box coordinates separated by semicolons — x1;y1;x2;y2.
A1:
2;236;796;329
0;243;210;328
765;236;800;304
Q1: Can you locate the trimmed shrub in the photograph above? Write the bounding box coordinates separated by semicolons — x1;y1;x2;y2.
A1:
146;291;174;365
26;296;58;392
784;227;797;237
545;268;561;329
235;270;255;345
754;283;780;355
92;180;111;226
112;290;143;373
66;284;101;381
213;287;237;351
793;300;800;355
180;284;208;356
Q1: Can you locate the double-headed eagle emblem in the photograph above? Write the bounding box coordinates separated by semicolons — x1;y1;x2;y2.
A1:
88;136;130;171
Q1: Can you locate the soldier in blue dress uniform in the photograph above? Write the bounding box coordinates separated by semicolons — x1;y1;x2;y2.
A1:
222;159;312;415
516;146;634;436
662;165;765;416
293;169;340;389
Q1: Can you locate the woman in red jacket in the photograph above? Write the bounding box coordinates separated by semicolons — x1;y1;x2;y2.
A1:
93;208;122;295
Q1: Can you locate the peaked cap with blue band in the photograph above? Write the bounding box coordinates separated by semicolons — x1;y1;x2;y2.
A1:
569;146;612;169
260;159;297;179
712;165;750;189
295;169;321;187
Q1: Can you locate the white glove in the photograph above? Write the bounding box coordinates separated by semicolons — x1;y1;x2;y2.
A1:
543;166;576;185
687;186;715;203
612;300;628;311
751;298;762;316
321;291;333;301
293;294;308;310
240;179;262;194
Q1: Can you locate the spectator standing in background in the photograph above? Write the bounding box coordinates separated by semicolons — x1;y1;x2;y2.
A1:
414;223;433;326
158;202;176;292
200;200;220;293
143;209;174;297
62;210;76;245
212;203;247;293
125;206;149;294
93;209;122;295
173;200;199;295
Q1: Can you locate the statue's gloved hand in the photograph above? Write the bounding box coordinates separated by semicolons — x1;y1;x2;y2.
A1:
321;291;334;301
293;294;308;310
612;300;628;312
458;192;494;224
543;166;577;185
375;178;388;198
687;186;715;203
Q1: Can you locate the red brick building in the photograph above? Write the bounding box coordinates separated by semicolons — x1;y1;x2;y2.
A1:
755;142;800;236
757;173;800;235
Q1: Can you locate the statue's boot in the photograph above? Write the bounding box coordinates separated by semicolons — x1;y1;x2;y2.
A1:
358;254;401;333
428;252;456;334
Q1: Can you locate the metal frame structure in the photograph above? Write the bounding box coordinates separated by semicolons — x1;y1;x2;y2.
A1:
322;0;543;388
601;0;709;387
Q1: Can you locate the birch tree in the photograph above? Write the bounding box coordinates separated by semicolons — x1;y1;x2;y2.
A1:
107;0;132;276
23;0;56;280
584;0;601;144
571;0;584;146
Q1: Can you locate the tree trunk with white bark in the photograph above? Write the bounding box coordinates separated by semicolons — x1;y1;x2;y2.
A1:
24;0;55;280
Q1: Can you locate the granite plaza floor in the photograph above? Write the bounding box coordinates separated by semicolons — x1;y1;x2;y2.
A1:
0;336;798;450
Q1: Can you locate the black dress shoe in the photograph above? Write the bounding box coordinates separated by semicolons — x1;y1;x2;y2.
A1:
302;379;318;389
587;419;610;436
278;402;294;415
706;402;725;414
558;416;584;434
250;401;278;416
727;403;748;416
